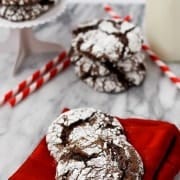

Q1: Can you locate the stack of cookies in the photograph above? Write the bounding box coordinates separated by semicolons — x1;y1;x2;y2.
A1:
70;19;146;93
0;0;55;21
46;108;144;179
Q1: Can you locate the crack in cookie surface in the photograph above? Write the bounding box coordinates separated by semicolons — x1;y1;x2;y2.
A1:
46;108;144;180
71;19;143;62
71;52;146;93
70;19;146;93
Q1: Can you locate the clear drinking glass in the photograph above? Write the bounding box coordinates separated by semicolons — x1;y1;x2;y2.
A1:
145;0;180;62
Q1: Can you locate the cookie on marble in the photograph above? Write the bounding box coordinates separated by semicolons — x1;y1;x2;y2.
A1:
0;1;54;22
46;108;144;180
71;52;146;93
71;19;143;63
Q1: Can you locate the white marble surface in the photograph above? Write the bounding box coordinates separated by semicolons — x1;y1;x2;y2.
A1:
0;3;180;180
67;0;145;3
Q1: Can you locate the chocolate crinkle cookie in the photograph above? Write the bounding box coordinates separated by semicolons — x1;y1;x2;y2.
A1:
46;108;144;180
0;0;41;5
0;0;55;22
0;0;54;5
70;19;146;93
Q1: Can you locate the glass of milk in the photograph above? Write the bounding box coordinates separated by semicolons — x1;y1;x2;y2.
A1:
145;0;180;62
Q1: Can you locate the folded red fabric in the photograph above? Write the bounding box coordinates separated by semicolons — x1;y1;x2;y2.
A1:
117;117;180;180
10;110;180;180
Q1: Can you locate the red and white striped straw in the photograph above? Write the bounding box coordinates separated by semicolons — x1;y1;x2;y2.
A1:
104;4;180;89
8;58;71;107
142;45;180;88
0;51;67;106
104;5;121;19
104;5;132;22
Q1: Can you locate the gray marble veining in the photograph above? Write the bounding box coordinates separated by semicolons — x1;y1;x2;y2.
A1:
0;3;179;180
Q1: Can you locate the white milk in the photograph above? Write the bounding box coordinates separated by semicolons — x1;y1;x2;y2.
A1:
145;0;180;62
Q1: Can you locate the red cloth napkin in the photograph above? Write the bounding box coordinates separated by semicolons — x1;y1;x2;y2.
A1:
10;109;180;180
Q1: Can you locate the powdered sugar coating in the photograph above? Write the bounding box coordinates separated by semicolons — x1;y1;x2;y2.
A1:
71;53;146;93
0;1;54;22
72;19;143;62
56;139;144;180
71;55;110;77
0;0;40;5
47;108;124;160
46;108;144;180
84;75;125;93
80;30;123;61
70;19;146;93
